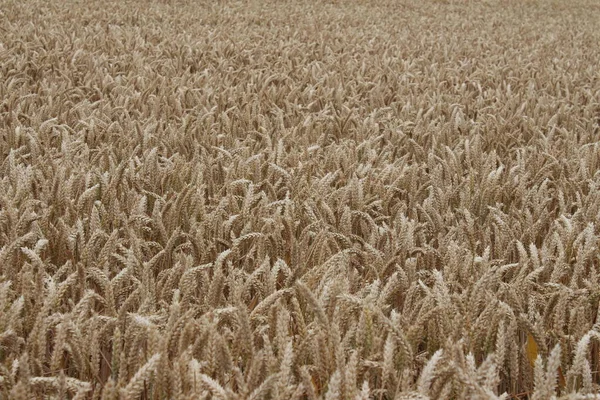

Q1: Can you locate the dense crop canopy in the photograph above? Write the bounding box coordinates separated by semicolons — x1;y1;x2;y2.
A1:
1;0;600;398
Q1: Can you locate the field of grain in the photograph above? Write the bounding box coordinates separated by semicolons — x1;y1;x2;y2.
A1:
1;0;600;398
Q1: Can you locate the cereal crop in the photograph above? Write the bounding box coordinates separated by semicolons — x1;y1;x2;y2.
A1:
1;0;600;398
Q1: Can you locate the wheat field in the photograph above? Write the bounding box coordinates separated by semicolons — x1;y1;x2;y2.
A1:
1;0;600;399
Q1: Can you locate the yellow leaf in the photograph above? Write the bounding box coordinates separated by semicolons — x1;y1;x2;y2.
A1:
526;332;539;367
527;333;565;388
